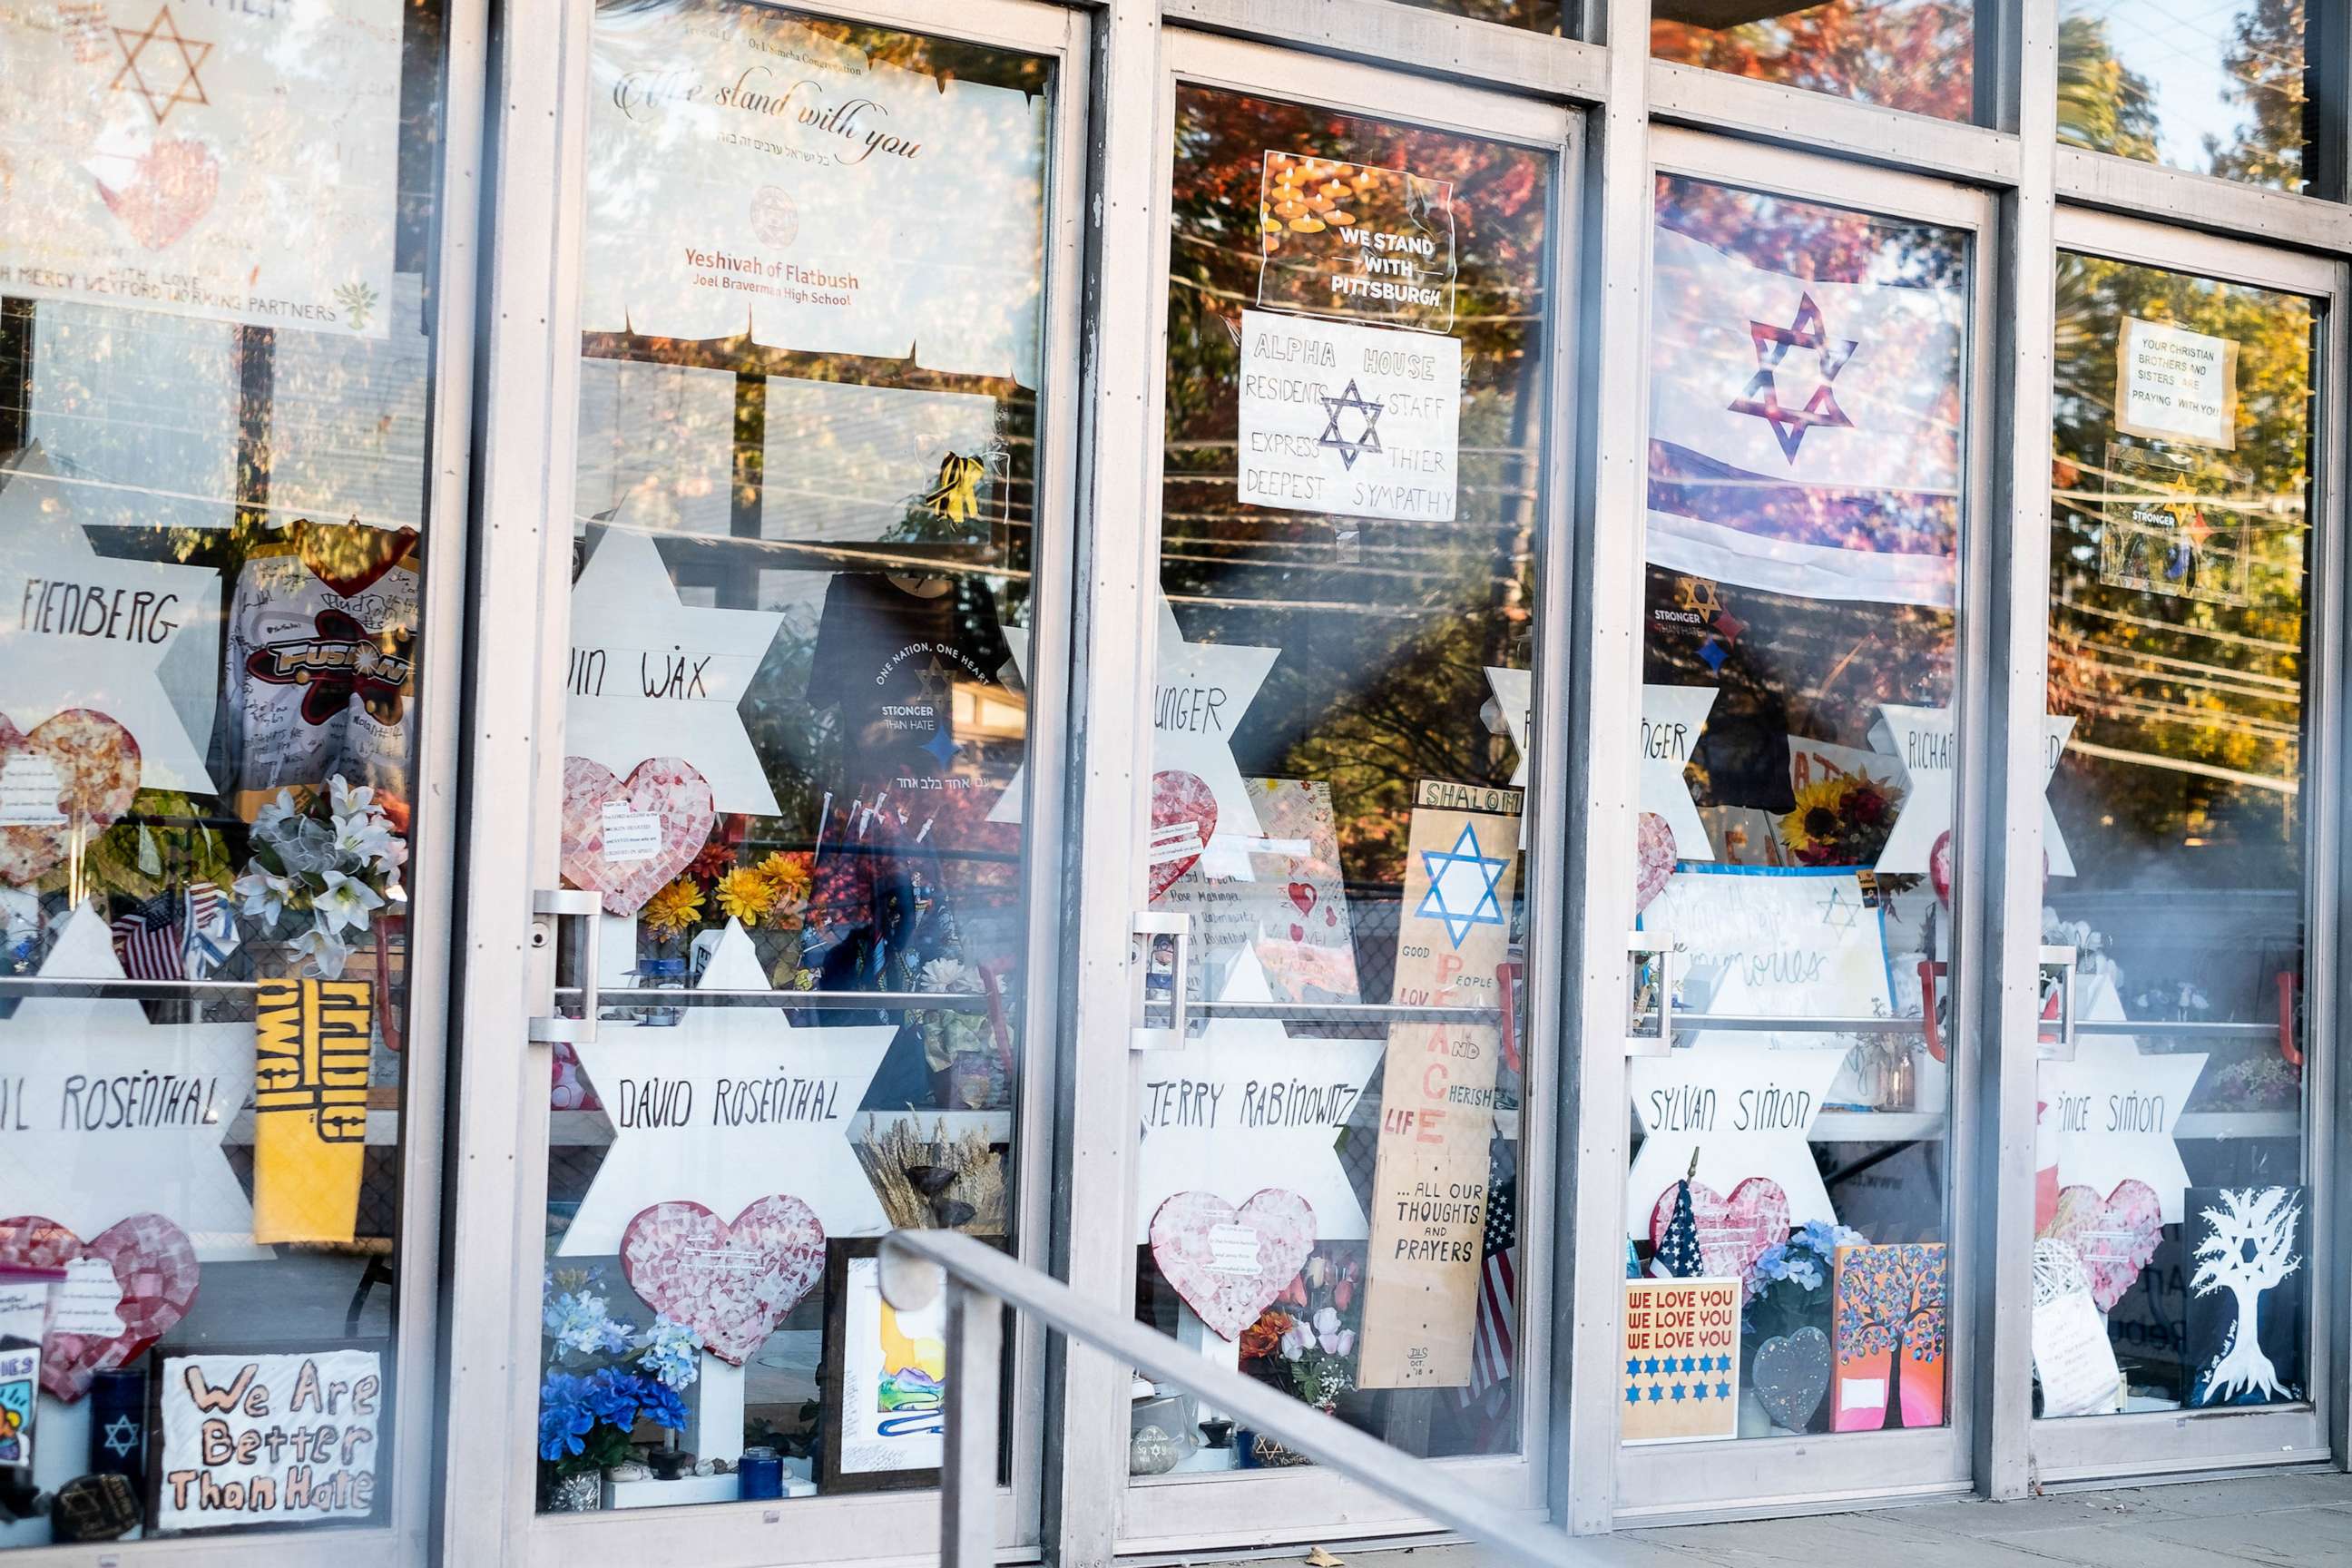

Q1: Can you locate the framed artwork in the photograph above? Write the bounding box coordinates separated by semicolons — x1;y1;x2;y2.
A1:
818;1240;946;1492
1830;1242;1946;1431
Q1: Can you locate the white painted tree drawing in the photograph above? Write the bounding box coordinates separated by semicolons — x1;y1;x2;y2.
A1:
2190;1187;2303;1406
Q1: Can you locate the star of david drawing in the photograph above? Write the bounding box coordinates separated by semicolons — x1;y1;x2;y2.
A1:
111;5;213;126
101;1415;140;1459
1416;821;1509;948
1317;379;1385;470
1729;292;1857;462
1818;883;1861;931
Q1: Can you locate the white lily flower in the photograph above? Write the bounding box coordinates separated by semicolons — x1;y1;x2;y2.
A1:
314;869;385;937
233;869;295;926
290;926;352;980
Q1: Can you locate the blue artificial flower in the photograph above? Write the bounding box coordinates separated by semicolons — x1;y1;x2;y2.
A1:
536;1373;597;1461
636;1314;703;1391
637;1378;690;1432
583;1367;650;1426
1788;1259;1824;1291
544;1289;631;1360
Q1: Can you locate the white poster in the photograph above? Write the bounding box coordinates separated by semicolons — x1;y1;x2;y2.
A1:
1236;309;1460;522
1639;865;1895;1049
157;1348;383;1531
0;0;403;338
583;1;1047;383
2116;317;2239;451
837;1253;944;1475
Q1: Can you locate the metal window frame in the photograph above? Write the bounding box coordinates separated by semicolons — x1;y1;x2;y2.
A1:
432;1;1090;1564
1047;17;1583;1558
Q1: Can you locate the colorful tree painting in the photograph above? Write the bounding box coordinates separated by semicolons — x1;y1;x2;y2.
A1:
2191;1187;2304;1405
1835;1243;1947;1427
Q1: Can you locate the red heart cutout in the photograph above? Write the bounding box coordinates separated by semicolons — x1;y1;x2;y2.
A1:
1650;1176;1789;1288
1147;770;1217;900
1287;882;1317;916
95;138;220;251
2043;1180;2161;1312
620;1196;825;1366
1147;1189;1317;1341
0;710;140;887
0;1213;199;1402
560;756;716;916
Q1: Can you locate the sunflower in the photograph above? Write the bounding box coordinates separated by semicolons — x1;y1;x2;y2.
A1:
642;878;704;943
1778;771;1903;867
713;866;778;926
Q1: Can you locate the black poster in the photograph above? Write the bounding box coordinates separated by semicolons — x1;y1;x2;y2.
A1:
2184;1185;2308;1408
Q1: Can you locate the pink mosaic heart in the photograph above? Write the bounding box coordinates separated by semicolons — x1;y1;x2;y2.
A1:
0;1212;200;1401
1147;1189;1316;1341
620;1196;825;1366
1147;770;1217;900
1634;811;1678;913
2044;1180;2161;1312
559;756;715;916
1648;1176;1790;1289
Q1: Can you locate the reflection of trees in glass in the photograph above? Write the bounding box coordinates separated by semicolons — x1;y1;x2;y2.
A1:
1163;88;1549;890
2055;13;2160;164
1651;0;1972;122
2056;0;2307;191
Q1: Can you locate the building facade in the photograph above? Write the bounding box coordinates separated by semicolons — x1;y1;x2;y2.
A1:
0;0;2344;1563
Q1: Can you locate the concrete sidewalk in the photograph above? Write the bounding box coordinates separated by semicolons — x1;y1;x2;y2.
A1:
1371;1470;2352;1566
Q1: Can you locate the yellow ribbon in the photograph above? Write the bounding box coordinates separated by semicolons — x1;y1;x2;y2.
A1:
923;453;987;527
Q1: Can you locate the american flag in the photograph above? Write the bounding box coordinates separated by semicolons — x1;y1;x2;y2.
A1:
110;893;184;982
1467;1160;1518;1398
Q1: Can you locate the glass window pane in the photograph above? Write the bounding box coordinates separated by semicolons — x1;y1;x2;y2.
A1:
538;0;1050;1512
2040;252;2314;1417
2056;2;2309;191
0;0;446;1544
1138;84;1553;1468
1652;1;1975;122
1387;0;1565;34
1627;175;1971;1443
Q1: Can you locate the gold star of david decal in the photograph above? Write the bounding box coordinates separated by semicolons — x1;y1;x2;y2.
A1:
111;5;213;126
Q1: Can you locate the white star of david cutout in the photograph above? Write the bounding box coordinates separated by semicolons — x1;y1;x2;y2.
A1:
562;920;894;1254
1626;1045;1845;1237
2036;1033;2206;1223
1131;947;1381;1242
1153;594;1279;880
0;446;220;792
1642;685;1718;862
1874;705;2074;877
565;526;784;816
0;906;260;1259
1417;820;1508;946
1483;666;1534;847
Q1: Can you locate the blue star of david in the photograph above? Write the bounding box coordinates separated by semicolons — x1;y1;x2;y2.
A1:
1715;1381;1732;1399
1317;379;1385;470
1625;1384;1642;1406
1670;1383;1687;1402
1693;1382;1711;1400
101;1414;140;1458
1818;884;1860;931
1416;822;1508;947
1642;1357;1660;1376
1729;291;1857;463
1626;1357;1642;1377
1647;1386;1665;1403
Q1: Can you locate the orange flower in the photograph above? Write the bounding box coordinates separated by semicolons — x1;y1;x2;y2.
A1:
1239;1309;1291;1361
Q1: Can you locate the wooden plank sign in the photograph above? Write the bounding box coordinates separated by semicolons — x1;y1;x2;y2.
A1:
1357;781;1520;1389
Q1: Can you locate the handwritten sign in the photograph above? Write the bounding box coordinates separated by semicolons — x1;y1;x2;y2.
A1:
1153;778;1360;1004
563;925;892;1253
1642;685;1717;862
1255;153;1456;331
156;1348;384;1532
0;448;220;793
2116;317;2238;450
598;807;663;864
1868;704;2076;877
2035;1035;2206;1223
1622;1278;1741;1443
1131;949;1382;1242
1358;781;1520;1390
0;908;260;1260
1236;310;1461;523
1151;595;1279;874
566;527;783;816
1626;1045;1844;1236
1641;865;1893;1044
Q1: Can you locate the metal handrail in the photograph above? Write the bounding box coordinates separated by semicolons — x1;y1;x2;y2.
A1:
878;1229;1578;1568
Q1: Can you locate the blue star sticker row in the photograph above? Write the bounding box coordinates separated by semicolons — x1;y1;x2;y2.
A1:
1623;1352;1736;1406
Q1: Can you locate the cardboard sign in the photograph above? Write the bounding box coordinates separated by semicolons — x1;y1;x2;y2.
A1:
1358;781;1520;1390
1622;1278;1741;1443
2115;317;2239;450
1256;152;1456;331
156;1348;384;1532
583;2;1047;383
1236;309;1461;523
1831;1242;1946;1431
0;0;401;338
252;979;373;1245
565;527;785;816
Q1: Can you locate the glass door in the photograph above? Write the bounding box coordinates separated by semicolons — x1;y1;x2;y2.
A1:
1109;29;1574;1552
0;0;466;1557
1612;132;1994;1517
2022;208;2338;1482
478;1;1086;1563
